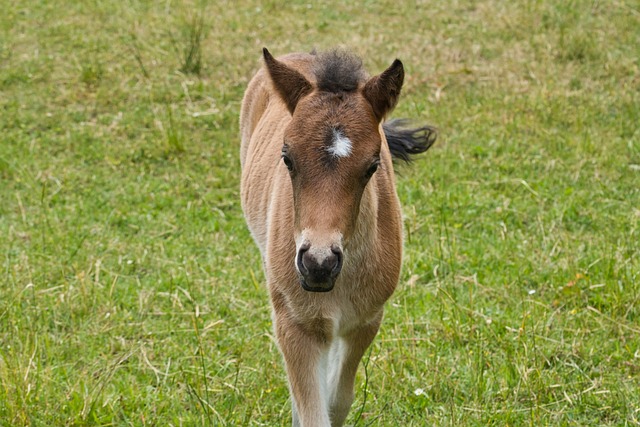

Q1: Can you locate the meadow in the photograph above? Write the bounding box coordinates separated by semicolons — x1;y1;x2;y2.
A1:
1;0;639;425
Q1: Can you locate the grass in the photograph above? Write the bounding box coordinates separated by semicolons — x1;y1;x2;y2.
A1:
1;0;638;425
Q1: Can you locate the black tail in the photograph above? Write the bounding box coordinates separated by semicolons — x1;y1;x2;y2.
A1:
383;119;437;163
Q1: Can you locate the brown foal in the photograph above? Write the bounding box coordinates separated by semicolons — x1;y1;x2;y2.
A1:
240;48;435;427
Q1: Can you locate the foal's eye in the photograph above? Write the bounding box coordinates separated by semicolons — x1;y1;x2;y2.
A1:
282;154;294;172
281;144;294;172
365;161;380;179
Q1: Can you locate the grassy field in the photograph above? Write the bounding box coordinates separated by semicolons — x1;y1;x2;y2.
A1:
1;0;639;425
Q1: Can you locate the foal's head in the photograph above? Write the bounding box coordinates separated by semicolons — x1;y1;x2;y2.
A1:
263;48;404;292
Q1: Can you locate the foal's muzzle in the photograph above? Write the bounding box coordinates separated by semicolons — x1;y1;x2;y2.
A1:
296;243;343;292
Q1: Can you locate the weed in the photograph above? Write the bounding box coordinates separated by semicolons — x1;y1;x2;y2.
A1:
165;104;185;153
125;32;150;79
171;8;208;76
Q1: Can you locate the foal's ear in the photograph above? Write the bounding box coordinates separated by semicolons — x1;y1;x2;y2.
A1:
363;59;404;122
263;48;313;114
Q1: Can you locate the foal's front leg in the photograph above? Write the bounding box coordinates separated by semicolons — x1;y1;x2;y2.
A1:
327;313;382;426
274;310;331;427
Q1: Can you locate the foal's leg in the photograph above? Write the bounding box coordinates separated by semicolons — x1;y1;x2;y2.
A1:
327;313;382;426
273;312;331;427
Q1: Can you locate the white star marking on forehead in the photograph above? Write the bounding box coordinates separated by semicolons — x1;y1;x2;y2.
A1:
326;129;352;158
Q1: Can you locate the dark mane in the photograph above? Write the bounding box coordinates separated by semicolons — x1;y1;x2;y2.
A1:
313;49;366;93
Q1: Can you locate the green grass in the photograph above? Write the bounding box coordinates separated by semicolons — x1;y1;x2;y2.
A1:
1;0;639;425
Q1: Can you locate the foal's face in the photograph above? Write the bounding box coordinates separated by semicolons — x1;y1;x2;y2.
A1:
282;93;382;292
262;48;404;292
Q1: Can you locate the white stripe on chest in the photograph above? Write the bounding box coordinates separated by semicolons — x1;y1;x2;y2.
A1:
326;129;352;158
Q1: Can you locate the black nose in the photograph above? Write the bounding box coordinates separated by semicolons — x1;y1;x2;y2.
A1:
296;244;343;290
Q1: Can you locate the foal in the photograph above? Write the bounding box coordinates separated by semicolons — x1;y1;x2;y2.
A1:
240;48;435;426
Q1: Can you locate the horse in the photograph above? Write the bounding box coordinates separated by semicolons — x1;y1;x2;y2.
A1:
240;48;436;426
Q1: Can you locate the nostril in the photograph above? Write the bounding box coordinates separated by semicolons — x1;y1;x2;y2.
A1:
330;246;343;276
296;244;310;274
324;252;338;269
